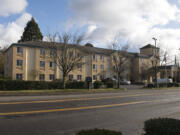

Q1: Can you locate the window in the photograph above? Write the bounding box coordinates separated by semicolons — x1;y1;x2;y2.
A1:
93;64;97;70
49;74;55;80
69;74;73;80
77;75;82;81
152;61;154;66
140;58;144;63
40;61;45;68
16;74;22;80
93;75;97;80
77;63;82;69
50;50;54;56
100;75;104;80
77;53;81;58
93;54;97;60
100;65;104;70
100;55;104;61
49;61;55;68
17;47;23;53
69;51;73;58
113;56;117;62
40;49;45;56
39;74;45;81
17;60;23;66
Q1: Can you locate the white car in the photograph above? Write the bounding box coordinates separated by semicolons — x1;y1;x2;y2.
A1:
120;80;131;85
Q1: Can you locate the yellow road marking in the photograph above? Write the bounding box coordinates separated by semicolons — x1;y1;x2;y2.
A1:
0;100;150;116
0;92;178;105
0;93;154;105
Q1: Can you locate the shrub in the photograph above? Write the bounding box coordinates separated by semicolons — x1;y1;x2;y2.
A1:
143;118;180;135
132;82;145;85
93;81;103;89
0;80;64;90
158;83;174;87
76;129;122;135
66;81;86;89
146;83;154;88
102;78;115;88
106;81;114;88
174;83;180;87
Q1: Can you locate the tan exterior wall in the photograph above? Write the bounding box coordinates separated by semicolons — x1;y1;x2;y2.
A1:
35;48;56;81
67;54;110;81
4;47;13;78
140;48;159;56
5;44;160;82
12;46;27;80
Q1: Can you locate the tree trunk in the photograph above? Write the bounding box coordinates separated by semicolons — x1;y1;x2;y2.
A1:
62;75;66;89
117;74;120;88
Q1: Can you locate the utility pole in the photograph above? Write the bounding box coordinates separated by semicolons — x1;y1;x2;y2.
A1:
152;37;158;87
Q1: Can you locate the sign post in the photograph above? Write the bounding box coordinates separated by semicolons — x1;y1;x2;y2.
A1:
86;76;92;90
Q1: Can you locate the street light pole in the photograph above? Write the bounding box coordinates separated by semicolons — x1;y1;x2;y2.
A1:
152;37;158;87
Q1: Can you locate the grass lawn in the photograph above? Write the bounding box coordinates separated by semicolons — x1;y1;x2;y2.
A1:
0;88;124;95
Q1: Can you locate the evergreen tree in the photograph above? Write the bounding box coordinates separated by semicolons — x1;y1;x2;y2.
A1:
19;17;43;42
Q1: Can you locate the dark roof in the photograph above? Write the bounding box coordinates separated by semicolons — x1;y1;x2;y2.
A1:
157;65;177;70
129;52;152;58
6;41;114;55
6;41;158;57
140;44;159;49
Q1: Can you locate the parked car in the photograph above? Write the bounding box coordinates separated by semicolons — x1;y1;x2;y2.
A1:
120;80;131;85
157;78;173;83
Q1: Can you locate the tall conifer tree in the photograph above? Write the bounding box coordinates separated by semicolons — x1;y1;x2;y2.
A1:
19;17;43;42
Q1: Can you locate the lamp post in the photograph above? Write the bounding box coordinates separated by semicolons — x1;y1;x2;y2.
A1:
152;37;158;87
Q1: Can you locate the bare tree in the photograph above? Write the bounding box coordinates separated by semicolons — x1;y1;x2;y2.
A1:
46;32;85;89
140;63;150;81
111;41;129;88
0;46;8;78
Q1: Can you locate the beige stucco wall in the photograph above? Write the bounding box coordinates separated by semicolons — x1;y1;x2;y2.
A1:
4;47;13;78
12;46;27;80
140;48;160;57
4;44;160;82
26;47;36;80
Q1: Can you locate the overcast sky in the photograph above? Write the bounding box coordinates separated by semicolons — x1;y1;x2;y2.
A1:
1;0;180;62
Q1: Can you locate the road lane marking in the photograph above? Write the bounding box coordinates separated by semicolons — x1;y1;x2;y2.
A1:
0;93;155;105
0;92;178;105
0;91;178;105
0;100;150;116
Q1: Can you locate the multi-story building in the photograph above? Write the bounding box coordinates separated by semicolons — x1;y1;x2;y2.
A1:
158;65;179;82
4;41;160;82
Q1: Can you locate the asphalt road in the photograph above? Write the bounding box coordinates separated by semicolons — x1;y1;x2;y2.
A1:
1;89;180;135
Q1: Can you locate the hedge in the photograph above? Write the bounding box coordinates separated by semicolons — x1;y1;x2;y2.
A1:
143;118;180;135
146;83;180;88
76;129;122;135
65;81;86;89
0;80;87;90
93;81;103;89
102;78;115;88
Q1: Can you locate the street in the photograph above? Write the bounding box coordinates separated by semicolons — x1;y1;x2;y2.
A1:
1;89;180;135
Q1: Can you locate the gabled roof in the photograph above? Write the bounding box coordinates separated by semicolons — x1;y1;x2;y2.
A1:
140;44;159;49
